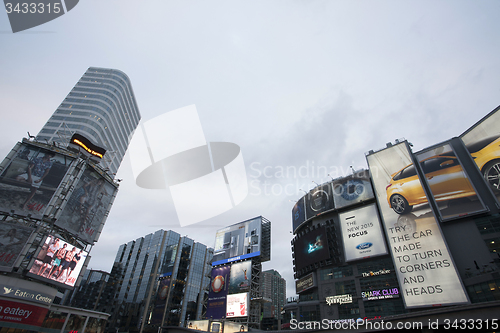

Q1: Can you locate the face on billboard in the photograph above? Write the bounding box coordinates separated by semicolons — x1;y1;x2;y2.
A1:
55;166;117;243
367;142;468;308
415;144;485;220
293;226;330;272
28;235;88;288
0;143;73;220
228;260;251;294
332;173;374;209
0;222;35;272
213;217;261;262
339;204;388;262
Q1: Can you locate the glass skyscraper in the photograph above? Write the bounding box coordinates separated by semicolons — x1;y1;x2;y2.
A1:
36;67;141;174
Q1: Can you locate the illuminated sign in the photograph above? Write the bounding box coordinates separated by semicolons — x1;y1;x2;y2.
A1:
69;133;106;160
325;294;352;305
295;272;315;294
361;269;391;278
361;288;399;301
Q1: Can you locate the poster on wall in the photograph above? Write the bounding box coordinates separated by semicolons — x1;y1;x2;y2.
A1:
339;204;388;262
0;222;35;272
55;166;117;244
0;143;73;220
206;264;231;319
366;141;468;308
226;292;248;318
228;260;251;294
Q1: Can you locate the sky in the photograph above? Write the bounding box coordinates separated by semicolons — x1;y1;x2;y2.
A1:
1;0;500;299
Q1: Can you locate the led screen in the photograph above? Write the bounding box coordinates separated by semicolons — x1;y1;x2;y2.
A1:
0;222;35;272
213;217;261;264
293;226;330;272
304;184;334;220
55;166;117;244
27;235;88;288
228;260;251;294
0;143;73;220
367;142;468;308
332;172;374;209
292;197;306;233
339;204;388;262
226;292;248;318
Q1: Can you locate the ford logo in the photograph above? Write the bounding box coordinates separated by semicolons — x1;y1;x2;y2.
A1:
356;242;372;250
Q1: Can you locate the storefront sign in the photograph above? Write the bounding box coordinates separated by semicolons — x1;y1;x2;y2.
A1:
326;294;352;305
361;269;391;278
361;288;399;301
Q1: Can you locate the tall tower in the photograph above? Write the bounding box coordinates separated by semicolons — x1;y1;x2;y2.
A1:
36;67;141;174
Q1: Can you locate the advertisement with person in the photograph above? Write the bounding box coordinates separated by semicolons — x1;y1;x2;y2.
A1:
0;143;73;220
226;292;248;318
461;106;500;200
366;141;468;308
332;171;374;209
339;204;388;262
293;226;330;272
228;260;251;294
27;235;88;288
213;217;262;264
415;143;486;220
206;264;231;319
0;222;35;272
55;166;117;244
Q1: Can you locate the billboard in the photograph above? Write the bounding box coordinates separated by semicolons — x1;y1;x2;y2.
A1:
226;292;248;318
228;260;251;294
332;172;374;209
461;106;500;199
361;287;399;301
206;264;231;319
295;272;316;294
415;143;486;220
55;166;117;244
339;204;388;262
213;217;262;265
0;143;73;220
366;141;468;308
27;235;88;288
0;222;35;272
304;184;334;220
0;299;49;327
292;197;306;233
293;226;330;272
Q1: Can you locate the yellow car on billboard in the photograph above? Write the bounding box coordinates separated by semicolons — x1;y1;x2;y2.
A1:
467;136;500;191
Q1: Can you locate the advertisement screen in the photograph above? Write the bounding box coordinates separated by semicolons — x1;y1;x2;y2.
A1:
0;143;73;220
213;217;261;264
0;222;35;272
339;204;388;262
206;264;231;319
416;143;485;220
461;106;500;200
226;292;248;318
295;272;316;294
305;184;334;220
228;260;251;294
332;172;374;209
0;299;49;327
293;226;330;272
27;235;88;288
292;197;306;233
366;142;468;308
55;166;117;244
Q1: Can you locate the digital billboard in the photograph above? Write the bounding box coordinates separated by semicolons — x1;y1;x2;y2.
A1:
292;197;306;233
27;235;88;288
366;141;468;308
0;222;35;272
461;106;500;199
55;165;117;244
305;184;334;220
226;292;248;318
206;264;231;319
150;276;171;326
0;143;73;220
293;226;330;272
332;172;374;209
213;217;262;265
339;204;388;262
416;143;486;220
0;299;49;327
228;260;251;294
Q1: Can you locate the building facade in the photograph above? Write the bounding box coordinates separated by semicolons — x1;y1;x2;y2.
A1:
36;67;141;174
261;269;286;329
104;230;213;333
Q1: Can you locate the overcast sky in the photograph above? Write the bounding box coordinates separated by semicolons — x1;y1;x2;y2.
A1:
1;0;500;298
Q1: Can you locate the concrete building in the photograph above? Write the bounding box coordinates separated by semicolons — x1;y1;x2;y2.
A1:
260;269;286;330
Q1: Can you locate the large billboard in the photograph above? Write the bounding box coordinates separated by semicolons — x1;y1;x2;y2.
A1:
293;226;330;272
332;172;374;209
226;292;248;318
206;264;231;319
228;260;251;294
0;143;73;220
213;217;262;265
292;197;306;233
339;204;388;262
55;166;117;244
0;222;35;272
415;143;486;220
304;184;334;220
366;142;468;308
27;235;88;288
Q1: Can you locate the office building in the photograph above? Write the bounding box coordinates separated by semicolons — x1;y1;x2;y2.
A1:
261;269;286;330
105;230;213;333
36;67;141;174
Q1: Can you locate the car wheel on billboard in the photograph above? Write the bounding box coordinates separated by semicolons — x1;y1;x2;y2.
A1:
482;159;500;192
390;194;412;214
